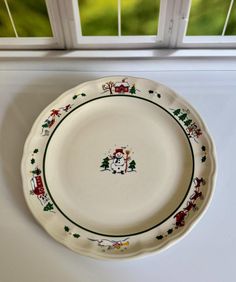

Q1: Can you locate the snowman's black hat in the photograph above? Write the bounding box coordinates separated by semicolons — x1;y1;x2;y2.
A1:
114;148;124;155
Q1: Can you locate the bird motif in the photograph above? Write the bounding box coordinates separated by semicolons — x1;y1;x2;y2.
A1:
88;238;129;250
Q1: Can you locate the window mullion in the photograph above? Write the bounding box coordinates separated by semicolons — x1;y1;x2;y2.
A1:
158;0;175;47
159;0;188;48
74;0;83;37
4;0;18;37
45;0;66;48
58;0;85;49
118;0;121;36
169;0;191;48
222;0;234;36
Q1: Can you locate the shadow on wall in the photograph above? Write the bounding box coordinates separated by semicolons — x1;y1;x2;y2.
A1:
0;73;97;223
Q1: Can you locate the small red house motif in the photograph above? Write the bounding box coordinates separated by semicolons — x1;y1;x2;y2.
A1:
114;82;130;93
31;175;45;196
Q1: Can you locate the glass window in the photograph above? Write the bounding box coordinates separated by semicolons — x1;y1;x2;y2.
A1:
186;0;231;36
79;0;118;36
78;0;160;36
0;0;15;36
225;1;236;35
121;0;160;35
0;0;52;37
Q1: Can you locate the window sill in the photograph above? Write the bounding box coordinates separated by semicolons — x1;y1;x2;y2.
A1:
1;49;236;71
0;49;236;59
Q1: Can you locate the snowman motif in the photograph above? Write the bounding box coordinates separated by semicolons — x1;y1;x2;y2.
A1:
111;149;126;174
100;147;136;174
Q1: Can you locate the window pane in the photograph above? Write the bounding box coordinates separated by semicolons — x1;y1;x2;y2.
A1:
121;0;160;35
187;0;231;36
0;0;15;37
79;0;118;36
0;0;52;37
225;1;236;35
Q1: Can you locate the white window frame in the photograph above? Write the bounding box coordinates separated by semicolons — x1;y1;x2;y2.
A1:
173;0;236;48
0;0;65;49
0;0;236;50
59;0;174;49
60;0;236;49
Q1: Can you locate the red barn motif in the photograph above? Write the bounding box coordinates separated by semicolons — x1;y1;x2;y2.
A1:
114;82;130;93
31;175;45;196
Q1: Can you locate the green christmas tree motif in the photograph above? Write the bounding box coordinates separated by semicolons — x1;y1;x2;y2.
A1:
179;113;187;121
100;157;110;171
64;226;70;232
33;149;39;154
129;84;136;94
184;119;192;126
128;160;136;171
173;109;181;116
73;233;80;238
44;202;54;211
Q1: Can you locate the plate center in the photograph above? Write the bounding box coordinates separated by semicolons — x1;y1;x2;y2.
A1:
44;96;193;236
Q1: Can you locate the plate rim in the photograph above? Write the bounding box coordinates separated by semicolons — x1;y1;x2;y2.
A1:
21;75;217;260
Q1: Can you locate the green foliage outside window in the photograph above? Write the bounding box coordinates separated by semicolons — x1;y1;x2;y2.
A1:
187;0;236;35
0;0;52;37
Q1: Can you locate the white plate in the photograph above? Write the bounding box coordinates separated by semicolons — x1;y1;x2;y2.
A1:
21;76;216;259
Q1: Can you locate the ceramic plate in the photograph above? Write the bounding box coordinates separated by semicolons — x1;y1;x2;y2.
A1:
21;76;216;259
